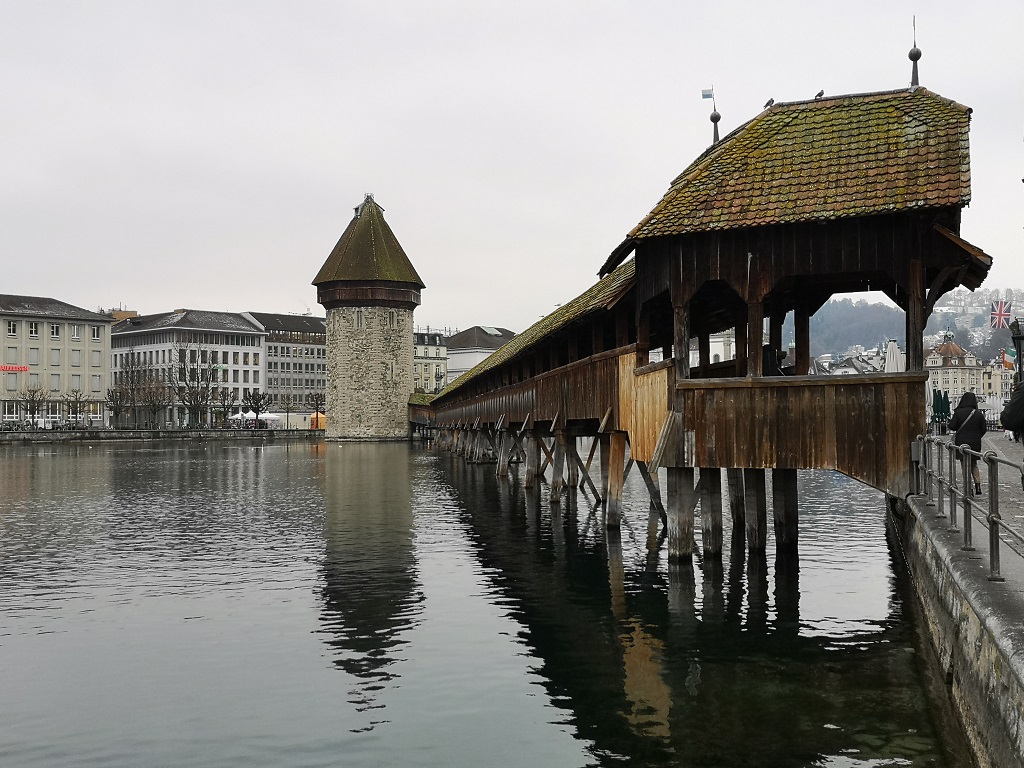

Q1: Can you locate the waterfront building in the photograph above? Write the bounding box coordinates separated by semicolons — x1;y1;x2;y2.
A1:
924;330;985;408
111;309;266;427
248;312;327;424
314;194;425;440
445;326;516;384
0;294;113;426
413;329;447;393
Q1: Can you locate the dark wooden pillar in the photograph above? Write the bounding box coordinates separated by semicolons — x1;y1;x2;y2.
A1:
699;468;723;555
606;431;627;527
769;313;784;357
524;431;540;488
551;430;567;503
698;333;710;378
906;258;926;371
795;299;811;375
735;321;748;377
747;302;764;377
667;466;696;559
726;468;746;529
743;468;767;550
674;304;690;383
566;434;580;488
637;303;651;367
772;468;799;550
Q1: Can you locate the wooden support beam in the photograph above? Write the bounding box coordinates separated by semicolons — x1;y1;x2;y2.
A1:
906;258;926;372
600;433;611;500
551;431;567;503
772;468;799;550
569;441;603;502
743;468;768;551
673;304;690;382
735;320;748;377
699;468;723;556
726;468;745;528
636;461;666;523
795;299;810;375
496;430;512;479
747;302;764;377
566;434;579;488
698;333;710;378
524;431;541;488
606;431;628;527
667;467;697;559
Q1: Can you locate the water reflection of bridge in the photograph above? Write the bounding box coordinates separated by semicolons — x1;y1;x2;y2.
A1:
425;84;992;562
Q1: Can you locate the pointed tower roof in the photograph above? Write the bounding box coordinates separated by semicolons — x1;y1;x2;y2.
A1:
314;194;424;310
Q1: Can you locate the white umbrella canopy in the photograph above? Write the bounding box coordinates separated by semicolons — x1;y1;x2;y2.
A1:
883;339;904;373
228;410;260;420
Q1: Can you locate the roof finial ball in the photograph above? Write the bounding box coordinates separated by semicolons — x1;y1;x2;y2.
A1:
710;109;721;144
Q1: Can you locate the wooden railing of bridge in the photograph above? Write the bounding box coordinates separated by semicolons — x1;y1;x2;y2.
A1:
432;352;925;498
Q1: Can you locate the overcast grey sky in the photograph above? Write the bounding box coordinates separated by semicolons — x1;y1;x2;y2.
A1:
2;1;1021;333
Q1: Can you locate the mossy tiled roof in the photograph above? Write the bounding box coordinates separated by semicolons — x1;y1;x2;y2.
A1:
313;194;425;288
631;88;971;240
435;258;636;400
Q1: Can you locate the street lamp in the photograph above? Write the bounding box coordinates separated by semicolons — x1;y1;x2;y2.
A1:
1011;319;1024;387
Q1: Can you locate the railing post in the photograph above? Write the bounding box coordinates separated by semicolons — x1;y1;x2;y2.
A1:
947;443;958;530
986;451;1005;582
936;437;945;518
922;437;934;505
961;448;974;551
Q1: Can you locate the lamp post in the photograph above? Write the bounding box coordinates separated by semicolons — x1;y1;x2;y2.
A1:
1011;319;1024;387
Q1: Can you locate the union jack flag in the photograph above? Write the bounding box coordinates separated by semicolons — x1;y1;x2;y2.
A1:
991;300;1013;329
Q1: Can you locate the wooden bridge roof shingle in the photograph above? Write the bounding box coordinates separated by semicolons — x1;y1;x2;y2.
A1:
313;194;425;288
436;258;636;399
601;88;972;276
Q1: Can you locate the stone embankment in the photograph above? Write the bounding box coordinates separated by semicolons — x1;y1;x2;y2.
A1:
0;428;324;445
898;432;1024;768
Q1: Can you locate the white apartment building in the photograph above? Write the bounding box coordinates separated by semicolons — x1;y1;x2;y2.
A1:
111;309;266;427
1;295;113;426
249;312;327;417
414;329;447;393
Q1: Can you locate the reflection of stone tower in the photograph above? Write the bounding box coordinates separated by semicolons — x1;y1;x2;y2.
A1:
313;194;425;440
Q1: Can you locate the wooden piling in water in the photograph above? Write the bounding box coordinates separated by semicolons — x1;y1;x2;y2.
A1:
743;468;768;551
700;468;723;556
772;468;799;550
666;466;696;559
606;431;627;527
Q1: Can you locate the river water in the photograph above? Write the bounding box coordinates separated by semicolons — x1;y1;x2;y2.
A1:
0;441;971;767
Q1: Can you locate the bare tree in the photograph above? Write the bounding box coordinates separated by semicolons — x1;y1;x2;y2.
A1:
279;393;297;429
171;340;214;427
139;380;175;429
242;389;272;428
61;389;92;427
105;386;129;428
306;391;326;415
16;386;47;428
116;345;147;427
212;387;238;427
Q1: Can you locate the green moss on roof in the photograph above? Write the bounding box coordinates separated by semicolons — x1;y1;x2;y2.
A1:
436;259;636;400
313;195;425;287
408;392;436;406
632;88;971;239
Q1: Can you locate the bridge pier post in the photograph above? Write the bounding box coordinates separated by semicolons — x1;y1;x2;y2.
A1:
605;431;627;527
726;468;745;532
743;468;768;551
524;431;540;488
700;468;723;556
772;468;799;550
496;430;512;479
666;466;696;559
551;431;567;503
566;434;579;489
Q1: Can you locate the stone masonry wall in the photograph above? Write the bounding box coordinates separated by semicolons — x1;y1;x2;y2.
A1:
325;305;413;440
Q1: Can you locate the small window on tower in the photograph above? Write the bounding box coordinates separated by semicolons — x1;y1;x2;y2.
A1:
356;309;364;330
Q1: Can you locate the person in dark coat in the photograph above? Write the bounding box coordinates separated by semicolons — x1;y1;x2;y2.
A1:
948;391;987;495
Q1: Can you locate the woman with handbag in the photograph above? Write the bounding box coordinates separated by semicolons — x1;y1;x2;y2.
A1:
948;391;987;495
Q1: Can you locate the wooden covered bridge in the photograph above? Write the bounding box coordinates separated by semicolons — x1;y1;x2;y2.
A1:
419;84;991;559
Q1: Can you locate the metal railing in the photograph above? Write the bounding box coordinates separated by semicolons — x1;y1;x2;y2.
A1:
915;434;1024;582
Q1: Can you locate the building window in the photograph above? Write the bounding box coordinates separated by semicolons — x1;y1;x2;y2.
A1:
28;347;39;366
91;375;101;392
71;374;81;389
5;347;15;365
50;349;60;366
356;309;365;330
28;321;39;338
91;325;102;341
91;350;102;367
70;324;81;340
5;373;16;391
50;373;60;391
6;320;16;337
71;349;81;367
50;323;61;340
253;371;259;384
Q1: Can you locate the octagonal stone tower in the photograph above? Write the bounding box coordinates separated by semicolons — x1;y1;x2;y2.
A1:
313;194;425;440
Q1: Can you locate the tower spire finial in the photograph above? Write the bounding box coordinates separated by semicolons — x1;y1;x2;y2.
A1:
909;16;921;87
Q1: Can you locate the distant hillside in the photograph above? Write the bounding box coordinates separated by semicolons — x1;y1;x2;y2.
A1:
799;289;1021;362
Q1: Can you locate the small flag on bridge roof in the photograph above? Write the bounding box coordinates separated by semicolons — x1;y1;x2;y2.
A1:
1004;347;1017;370
991;300;1013;329
702;88;714;99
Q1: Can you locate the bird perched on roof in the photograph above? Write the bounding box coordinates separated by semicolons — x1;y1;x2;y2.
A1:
763;98;774;109
814;90;825;99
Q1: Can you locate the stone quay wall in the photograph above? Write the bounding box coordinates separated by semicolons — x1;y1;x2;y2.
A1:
897;495;1024;768
0;429;322;445
325;305;413;441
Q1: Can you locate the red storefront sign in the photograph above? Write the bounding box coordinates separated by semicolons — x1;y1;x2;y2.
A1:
0;365;29;372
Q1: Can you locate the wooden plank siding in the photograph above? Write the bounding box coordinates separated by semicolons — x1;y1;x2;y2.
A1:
623;359;672;461
676;373;927;497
